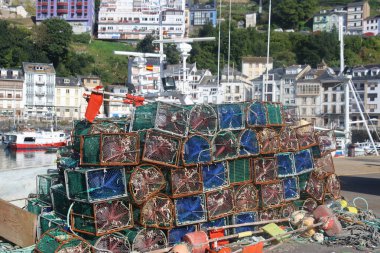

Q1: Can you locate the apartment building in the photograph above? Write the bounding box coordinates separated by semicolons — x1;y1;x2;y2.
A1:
36;0;95;34
22;63;56;119
241;56;273;81
128;57;161;93
220;66;251;103
0;68;24;117
103;85;132;117
55;77;85;120
313;9;346;33
252;68;285;102
363;15;380;36
346;1;370;35
188;0;217;27
97;0;185;40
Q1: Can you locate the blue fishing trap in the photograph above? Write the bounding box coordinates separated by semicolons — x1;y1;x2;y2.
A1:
183;135;212;165
276;152;295;177
247;101;267;127
238;129;260;156
232;212;257;234
202;162;229;192
168;225;197;245
294;149;314;175
217;103;245;130
174;194;207;226
283;177;300;201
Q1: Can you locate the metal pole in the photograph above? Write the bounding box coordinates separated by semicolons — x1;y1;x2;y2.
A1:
227;0;231;83
217;0;222;88
263;0;271;102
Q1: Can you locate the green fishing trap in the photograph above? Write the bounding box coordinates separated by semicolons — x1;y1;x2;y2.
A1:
130;102;158;131
36;174;60;204
39;212;66;236
26;198;51;216
50;184;72;218
227;158;252;185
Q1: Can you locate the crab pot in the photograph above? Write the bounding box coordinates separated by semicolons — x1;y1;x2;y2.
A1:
93;232;131;253
305;172;325;202
72;120;92;152
174;194;207;226
246;101;267;127
168;166;203;198
212;130;238;161
279;126;299;152
295;123;317;150
142;129;182;168
259;208;280;221
313;154;335;179
182;135;212;166
168;225;197;245
231;211;258;234
70;198;133;236
264;102;284;126
89;121;124;134
199;217;228;231
65;167;128;203
294;149;314;175
217;103;245;130
37;174;61;204
35;228;92;253
122;228;168;253
228;158;252;185
129;164;166;205
282;177;300;201
50;184;72;218
206;187;235;220
202;162;229;192
80;134;101;165
138;194;174;229
39;212;66;237
279;203;297;218
130;102;158;131
238;129;260;157
233;183;259;213
276;153;295;178
260;182;284;209
282;105;299;125
315;130;337;156
100;133;140;166
189;104;218;136
253;158;278;184
258;128;279;154
27;198;52;216
325;174;341;199
302;198;318;212
298;172;311;191
154;102;191;137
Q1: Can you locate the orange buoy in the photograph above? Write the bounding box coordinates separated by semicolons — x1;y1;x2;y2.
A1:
171;243;191;253
184;231;210;253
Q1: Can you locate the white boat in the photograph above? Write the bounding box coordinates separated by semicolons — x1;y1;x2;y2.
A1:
5;131;67;150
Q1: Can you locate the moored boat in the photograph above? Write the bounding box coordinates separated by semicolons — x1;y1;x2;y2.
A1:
6;131;67;150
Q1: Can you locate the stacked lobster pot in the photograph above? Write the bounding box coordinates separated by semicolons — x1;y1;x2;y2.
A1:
31;101;340;253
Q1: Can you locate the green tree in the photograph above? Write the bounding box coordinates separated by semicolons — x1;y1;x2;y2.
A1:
272;0;299;29
165;44;180;64
136;34;157;53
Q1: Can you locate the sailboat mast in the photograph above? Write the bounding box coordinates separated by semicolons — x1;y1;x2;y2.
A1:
263;0;272;101
227;0;231;83
217;0;222;88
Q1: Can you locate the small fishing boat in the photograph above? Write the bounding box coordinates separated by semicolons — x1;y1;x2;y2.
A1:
5;131;67;150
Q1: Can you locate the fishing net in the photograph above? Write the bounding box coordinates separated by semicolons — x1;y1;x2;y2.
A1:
182;135;212;166
295;124;317;149
294;149;314;175
232;211;258;233
174;194;207;226
199;217;227;231
259;208;280;221
189;104;218;136
100;133;139;166
298;172;311;191
168;225;197;245
265;102;283;126
228;158;252;185
313;154;335;179
282;105;299;125
155;102;191;137
305;172;325;202
27;198;51;215
70;199;132;236
169;167;203;198
130;102;158;131
217;103;245;130
260;182;284;208
94;233;131;253
142;130;181;168
254;158;278;184
258;128;279;154
246;101;267;127
89;121;123;135
72;120;92;152
283;177;300;201
315;130;337;156
325;174;341;199
279;203;297;218
80;134;101;165
276;153;295;177
238;129;260;157
234;183;259;212
279;127;299;152
50;184;72;218
302;198;318;212
35;228;91;253
202;162;229;192
39;212;66;237
37;174;61;204
65;167;127;202
123;228;167;253
140;194;174;229
129;164;166;205
212;130;238;161
206;187;235;220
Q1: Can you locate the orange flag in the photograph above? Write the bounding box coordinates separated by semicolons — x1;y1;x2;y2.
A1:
85;86;103;123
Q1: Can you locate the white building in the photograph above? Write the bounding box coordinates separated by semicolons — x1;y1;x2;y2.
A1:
128;57;161;93
245;13;256;28
346;1;370;35
0;68;24;118
363;15;380;36
22;63;56;119
55;77;85;120
220;66;251;103
104;85;132;117
98;0;185;40
241;56;273;81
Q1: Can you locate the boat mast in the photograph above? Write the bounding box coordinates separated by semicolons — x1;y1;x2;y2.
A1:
227;0;232;84
217;0;222;89
262;0;271;102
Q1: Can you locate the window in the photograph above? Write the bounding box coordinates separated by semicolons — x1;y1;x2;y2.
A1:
302;108;306;115
324;105;328;113
303;98;307;104
7;94;12;98
324;94;328;102
24;137;36;142
226;86;231;93
332;94;336;102
65;109;70;112
235;86;240;93
66;89;69;94
285;88;290;94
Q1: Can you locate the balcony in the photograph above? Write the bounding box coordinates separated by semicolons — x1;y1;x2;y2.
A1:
57;9;68;14
57;2;68;6
35;91;46;96
41;9;48;13
41;1;48;5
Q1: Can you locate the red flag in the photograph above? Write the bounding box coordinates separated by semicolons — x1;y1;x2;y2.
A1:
85;86;103;123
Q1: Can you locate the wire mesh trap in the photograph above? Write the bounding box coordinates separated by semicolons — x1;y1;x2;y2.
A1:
70;198;133;236
129;164;166;205
279;203;297;218
100;133;140;166
189;104;218;136
65;167;127;203
202;162;229;192
282;106;299;126
313;154;335;179
169;167;203;198
228;158;252;185
199;217;227;231
246;101;267;127
39;212;66;237
50;184;72;218
254;158;278;184
212;130;238;161
123;228;167;253
264;102;283;126
295;124;317;149
234;183;259;212
294;149;314;175
302;198;318;212
259;208;280;221
142;130;182;168
80;134;101;165
325;174;341;199
35;228;92;253
305;172;325;202
276;153;296;178
130;102;158;131
279;127;299;152
258;128;279;154
155;102;191;137
89;121;123;135
238;129;260;157
174;194;207;226
72;120;92;152
93;233;131;253
182;135;212;166
283;177;300;201
27;198;51;216
231;211;258;234
168;225;197;245
139;193;174;229
260;182;284;209
217;103;245;130
37;174;61;204
315;130;337;156
206;187;235;220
